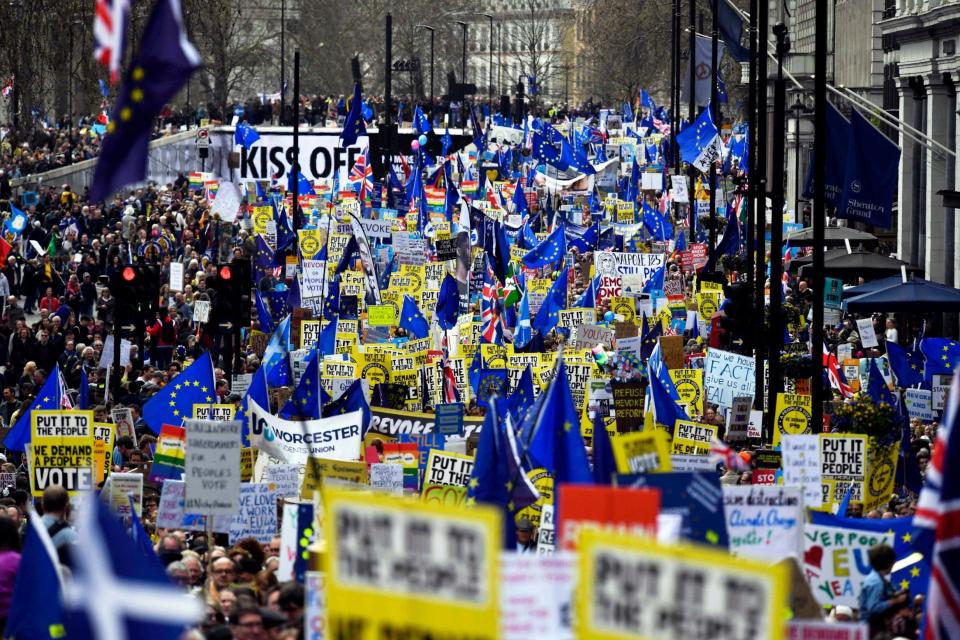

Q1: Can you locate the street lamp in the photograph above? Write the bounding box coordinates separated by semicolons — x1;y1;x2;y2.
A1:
479;13;494;104
791;96;806;222
415;24;435;108
455;21;468;85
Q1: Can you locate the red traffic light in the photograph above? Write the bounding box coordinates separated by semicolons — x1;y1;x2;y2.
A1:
122;266;137;282
219;266;233;281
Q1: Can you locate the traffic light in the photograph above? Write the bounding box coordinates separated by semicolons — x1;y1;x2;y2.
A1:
210;260;251;333
111;265;154;334
721;282;753;353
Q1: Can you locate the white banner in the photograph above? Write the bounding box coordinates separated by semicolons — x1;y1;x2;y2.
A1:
235;131;368;184
248;398;361;466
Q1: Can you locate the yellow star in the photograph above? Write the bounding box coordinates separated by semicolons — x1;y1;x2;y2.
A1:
886;529;895;537
131;88;144;103
899;579;910;591
911;566;921;578
175;384;182;390
42;397;50;403
172;409;179;416
902;532;912;543
563;420;572;432
193;381;200;387
205;396;213;402
169;401;175;407
201;386;208;393
170;392;177;399
507;500;515;511
469;478;479;488
132;66;145;81
505;480;513;491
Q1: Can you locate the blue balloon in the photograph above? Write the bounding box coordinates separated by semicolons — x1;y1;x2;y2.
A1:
418;134;428;146
604;311;615;323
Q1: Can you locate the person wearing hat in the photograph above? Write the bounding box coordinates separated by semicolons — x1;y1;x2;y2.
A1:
515;517;537;553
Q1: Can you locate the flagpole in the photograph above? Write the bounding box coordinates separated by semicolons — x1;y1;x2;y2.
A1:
753;0;768;416
811;0;827;435
687;0;697;240
708;0;719;259
745;0;756;370
292;50;301;235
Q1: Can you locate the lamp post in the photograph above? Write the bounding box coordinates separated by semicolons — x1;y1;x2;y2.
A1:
497;23;502;96
456;21;468;84
480;13;494;103
415;24;435;108
792;97;805;221
279;0;286;125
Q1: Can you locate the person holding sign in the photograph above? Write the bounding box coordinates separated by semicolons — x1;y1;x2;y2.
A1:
859;543;911;637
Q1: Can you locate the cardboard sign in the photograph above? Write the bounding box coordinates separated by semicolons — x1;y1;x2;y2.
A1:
726;396;752;440
773;393;813;447
157;480;187;529
499;552;576;640
577;528;787;640
109;472;144;518
704;348;756;409
226;483;278;544
611;381;645;432
611;431;672;474
169;262;184;292
856;319;878;348
369;463;404;494
905;388;935;421
820;434;866;508
781;435;822;508
184;419;241;516
670;369;705;416
558;485;660;550
803;524;892;607
30;410;96;497
323;488;500;640
723;486;802;561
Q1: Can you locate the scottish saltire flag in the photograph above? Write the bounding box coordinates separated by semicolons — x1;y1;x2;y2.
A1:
94;0;132;84
921;338;960;383
263;316;293;387
414;105;432;135
339;83;366;148
532;267;568;335
677;105;725;173
521;224;565;269
4;365;69;451
61;496;203;639
400;295;430;340
6;203;28;236
89;0;200;201
5;506;64;639
234;122;260;150
887;341;924;389
142;352;216;433
835;108;900;229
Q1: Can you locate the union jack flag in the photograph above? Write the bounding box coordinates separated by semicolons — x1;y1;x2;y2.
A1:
349;149;373;201
823;344;854;398
0;76;12;99
709;438;749;471
652;116;671;136
914;371;960;639
480;259;504;344
440;358;460;404
93;0;131;84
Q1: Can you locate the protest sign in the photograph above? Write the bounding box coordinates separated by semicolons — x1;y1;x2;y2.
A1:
109;472;144;518
704;348;755;409
722;486;802;561
193;299;211;323
577;528;787;640
933;373;951;411
323;487;500;640
748;409;764;439
787;621;868;640
575;324;615;350
819;434;866;510
305;571;325;640
111;407;135;440
823;278;844;309
302;458;368;497
803;524;892;607
558;485;660;550
538;504;557;553
184;419;241;516
248;399;362;466
264;463;302;498
423;450;474;487
726;396;752;440
157;480;187;529
671;420;717;455
99;336;133;370
367;305;396;327
611;381;645;432
226;483;279;544
499;552;576;640
191;404;236;421
169;262;184;292
905;388;935;421
773;393;813;447
856;319;878;348
862;442;899;513
618;472;729;547
670;369;704;415
30;410;95;497
369;463;404;494
593;252;665;301
92;422;114;484
611;431;672;474
781;435;822;508
435;403;464;436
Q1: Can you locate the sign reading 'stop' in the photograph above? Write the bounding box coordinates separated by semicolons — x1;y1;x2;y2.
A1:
235;132;369;183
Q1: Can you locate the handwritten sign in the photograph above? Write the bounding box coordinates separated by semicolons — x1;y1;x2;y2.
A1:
722;486;802;561
184;419;241;516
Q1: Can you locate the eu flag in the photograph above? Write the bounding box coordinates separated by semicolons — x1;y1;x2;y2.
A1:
339;83;366;148
436;273;460;331
235;365;269;446
642;202;673;240
920;338;960;381
255;289;276;334
521;224;565;269
263;316;293;387
591;410;616;485
89;0;200;202
4;365;68;451
234;122;261;150
5;509;64;639
287;170;316;196
524;361;591;485
324;379;371;437
279;347;324;420
142;352;216;433
414;105;432;135
532;267;568;335
887;341;924;388
867;358;897;407
508;365;536;421
648;364;690;431
400;295;430;340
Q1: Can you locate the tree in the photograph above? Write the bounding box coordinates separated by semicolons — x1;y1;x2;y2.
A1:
511;1;573;107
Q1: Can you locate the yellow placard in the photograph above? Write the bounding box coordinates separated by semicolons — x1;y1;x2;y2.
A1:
300;319;322;349
368;304;397;326
302;458;368;497
671;420;717;456
240;447;256;482
31;410;96;497
669;369;704;416
251;205;272;236
298;229;324;259
191;404;235;421
611;431;672;474
773;393;813;447
609;297;637;324
93;422;115;484
577;528;787;640
697;291;722;320
862;443;899;513
323;488;500;640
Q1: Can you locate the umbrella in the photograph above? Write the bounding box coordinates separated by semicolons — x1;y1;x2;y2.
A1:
785;225;878;247
840;275;903;299
798;250;922;280
788;247;849;273
844;277;960;313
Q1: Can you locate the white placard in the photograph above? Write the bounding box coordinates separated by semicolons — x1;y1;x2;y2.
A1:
500;552;576;640
169;262;184;292
98;336;132;369
210;181;242;223
905;388;936;420
856;318;878;348
704;347;756;409
722;486;803;561
369;463;404;494
109;472;144;518
193;299;211;323
803;524;892;608
264;463;301;498
226;482;279;543
184;419;242;516
670;175;689;203
781;434;822;508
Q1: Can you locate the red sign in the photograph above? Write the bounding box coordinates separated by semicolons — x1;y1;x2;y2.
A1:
681;243;708;270
558;484;660;550
752;468;777;485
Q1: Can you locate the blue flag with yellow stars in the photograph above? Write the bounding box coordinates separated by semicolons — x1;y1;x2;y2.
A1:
435;273;460;331
920;337;960;382
521;223;565;269
254;235;275;285
339;83;366;148
532;267;568;335
89;0;200;202
3;365;68;451
507;365;535;422
142;351;216;433
619;472;729;548
279;347;328;420
399;294;430;340
234;122;260;150
886;341;924;389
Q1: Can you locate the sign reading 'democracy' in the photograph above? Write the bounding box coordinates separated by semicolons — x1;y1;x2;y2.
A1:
235;131;368;184
184;419;242;516
248;398;361;467
593;252;665;301
722;486;803;562
704;348;756;409
803;524;892;608
323;488;501;640
578;528;787;640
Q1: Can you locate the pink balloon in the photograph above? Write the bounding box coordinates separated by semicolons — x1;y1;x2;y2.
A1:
411;140;420;150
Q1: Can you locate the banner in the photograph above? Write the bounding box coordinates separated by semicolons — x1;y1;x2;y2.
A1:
704;348;755;409
368;406;484;441
235;131;368;184
593;252;665;301
722;486;802;561
618;472;729;547
184;419;242;516
611;431;672;474
577;528;787;640
30;410;96;497
835;109;899;229
773;393;812;447
803;524;892;607
249;398;362;466
558;485;659;550
323;487;500;640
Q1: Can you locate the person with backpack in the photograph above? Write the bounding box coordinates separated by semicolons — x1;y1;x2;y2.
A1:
146;306;178;369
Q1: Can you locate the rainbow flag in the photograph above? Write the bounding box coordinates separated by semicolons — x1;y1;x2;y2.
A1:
149;423;186;482
188;172;205;191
